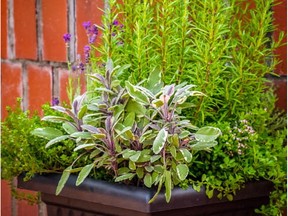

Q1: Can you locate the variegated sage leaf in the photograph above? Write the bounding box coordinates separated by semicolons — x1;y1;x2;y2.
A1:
56;166;72;195
76;163;94;186
179;149;192;163
125;81;150;105
176;164;189;181
194;126;221;142
152;128;168;154
31;127;63;140
164;170;172;203
45;135;70;148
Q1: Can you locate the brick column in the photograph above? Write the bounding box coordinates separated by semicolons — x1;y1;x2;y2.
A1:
1;0;104;215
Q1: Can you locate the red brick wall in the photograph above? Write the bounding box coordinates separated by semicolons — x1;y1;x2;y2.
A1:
1;0;104;215
1;0;286;216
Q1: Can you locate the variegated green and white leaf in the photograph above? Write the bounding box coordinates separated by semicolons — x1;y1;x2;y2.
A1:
62;122;78;134
125;81;150;105
191;141;218;151
70;132;92;139
45;135;70;148
176;164;189;181
31;127;63;140
115;173;135;182
74;143;96;151
164;170;172;202
194;126;221;142
42;116;68;123
56;166;72;195
76;163;94;186
144;173;153;188
152;128;168;154
179;149;192;163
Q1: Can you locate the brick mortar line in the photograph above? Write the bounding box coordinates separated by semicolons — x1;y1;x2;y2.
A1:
36;0;43;61
1;58;286;81
1;58;68;68
68;0;76;62
22;62;28;111
52;67;60;101
7;0;15;59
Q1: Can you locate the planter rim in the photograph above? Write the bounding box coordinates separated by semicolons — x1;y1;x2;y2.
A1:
17;174;273;213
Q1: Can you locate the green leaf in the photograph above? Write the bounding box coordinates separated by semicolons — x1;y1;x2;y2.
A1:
136;167;144;178
206;188;214;199
194;126;221;142
115;173;135;182
70;132;92;139
164;170;172;202
77;104;87;119
152;128;168;154
171;134;179;147
154;165;164;174
192;183;201;192
139;130;153;143
89;149;101;159
150;155;161;163
115;64;131;78
152;171;160;184
191;141;218;151
74;143;95;151
152;99;164;108
137;153;151;162
148;175;163;203
179;130;190;139
129;160;136;170
115;126;132;139
129;151;141;162
179;149;192;163
176;164;189;181
56;166;72;195
118;167;130;175
170;146;177;159
126;99;146;116
76;164;94;186
145;166;154;172
123;112;135;127
62;122;78;134
144;173;153;188
122;150;136;159
42;116;68;123
146;67;163;94
31;127;63;140
92;133;106;139
45;135;70;148
125;81;150;105
227;194;234;201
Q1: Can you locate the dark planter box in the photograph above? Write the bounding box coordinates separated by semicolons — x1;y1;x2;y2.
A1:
18;174;273;216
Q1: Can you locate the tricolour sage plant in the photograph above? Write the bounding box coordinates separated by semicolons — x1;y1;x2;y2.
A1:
32;59;221;203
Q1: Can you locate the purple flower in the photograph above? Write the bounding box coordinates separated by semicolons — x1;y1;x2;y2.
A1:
84;45;90;53
117;41;124;46
84;45;91;63
71;65;77;71
112;20;119;26
63;33;71;43
89;34;97;44
52;97;60;106
82;21;91;30
91;25;98;35
78;62;85;72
